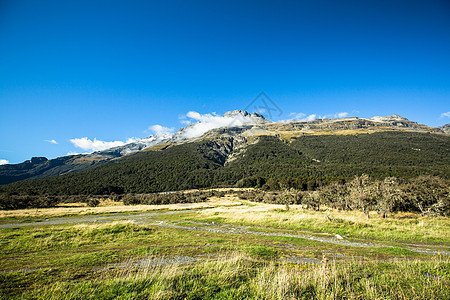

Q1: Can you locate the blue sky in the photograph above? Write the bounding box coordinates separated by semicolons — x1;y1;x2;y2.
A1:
1;0;449;164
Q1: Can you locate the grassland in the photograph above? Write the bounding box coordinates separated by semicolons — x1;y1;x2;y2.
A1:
182;203;450;244
0;197;240;220
0;197;448;299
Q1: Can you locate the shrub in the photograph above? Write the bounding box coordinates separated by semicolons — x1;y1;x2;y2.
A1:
87;199;100;207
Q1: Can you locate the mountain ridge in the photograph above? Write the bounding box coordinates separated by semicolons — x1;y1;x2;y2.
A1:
1;130;448;196
0;111;448;186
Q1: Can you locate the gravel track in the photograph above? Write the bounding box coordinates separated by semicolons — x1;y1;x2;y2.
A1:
1;210;448;256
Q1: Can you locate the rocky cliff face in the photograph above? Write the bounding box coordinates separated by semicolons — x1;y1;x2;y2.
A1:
439;123;450;134
269;116;443;133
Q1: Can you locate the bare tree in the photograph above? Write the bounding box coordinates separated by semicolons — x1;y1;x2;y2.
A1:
376;177;402;218
348;174;377;218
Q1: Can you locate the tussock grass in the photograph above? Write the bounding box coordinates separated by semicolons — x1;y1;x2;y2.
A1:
194;203;450;243
1;203;449;299
0;197;240;220
3;254;447;300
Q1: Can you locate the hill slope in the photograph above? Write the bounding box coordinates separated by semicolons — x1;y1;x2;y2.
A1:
1;131;449;195
0;112;446;186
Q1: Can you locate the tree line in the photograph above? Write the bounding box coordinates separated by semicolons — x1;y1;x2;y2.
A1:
1;132;448;196
0;175;448;217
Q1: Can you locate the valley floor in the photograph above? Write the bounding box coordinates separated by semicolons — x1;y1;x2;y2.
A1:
0;197;448;299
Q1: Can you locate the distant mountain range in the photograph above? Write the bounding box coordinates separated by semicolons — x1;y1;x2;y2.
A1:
0;111;449;194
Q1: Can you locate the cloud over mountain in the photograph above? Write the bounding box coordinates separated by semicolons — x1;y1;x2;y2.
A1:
149;125;174;138
70;137;126;152
180;111;261;139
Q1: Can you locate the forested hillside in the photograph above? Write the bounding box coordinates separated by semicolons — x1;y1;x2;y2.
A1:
0;132;448;196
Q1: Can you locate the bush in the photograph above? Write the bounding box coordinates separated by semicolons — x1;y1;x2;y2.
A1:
0;194;59;210
312;175;450;217
401;176;449;216
87;199;100;207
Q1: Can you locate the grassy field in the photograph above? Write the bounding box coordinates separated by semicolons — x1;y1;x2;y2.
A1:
183;203;450;244
0;197;449;299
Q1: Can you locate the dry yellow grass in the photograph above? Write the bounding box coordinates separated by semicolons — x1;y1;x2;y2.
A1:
0;197;241;219
31;253;449;299
272;127;446;141
196;202;450;242
1;195;448;243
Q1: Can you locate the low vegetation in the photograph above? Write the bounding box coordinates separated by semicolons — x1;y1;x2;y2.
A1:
2;253;448;299
187;203;450;243
0;131;448;299
0;203;448;299
0;190;219;210
1;175;448;220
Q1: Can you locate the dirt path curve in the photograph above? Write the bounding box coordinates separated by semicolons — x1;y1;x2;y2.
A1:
1;210;448;256
0;210;195;229
151;220;450;256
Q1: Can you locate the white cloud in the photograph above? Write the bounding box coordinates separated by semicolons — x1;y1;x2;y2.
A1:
289;112;306;119
304;114;317;121
318;112;350;119
69;125;174;154
0;159;9;165
186;111;201;119
149;125;174;137
45;139;58;144
70;137;125;152
287;111;349;122
180;111;259;139
335;112;349;118
67;152;89;156
441;112;450;118
125;137;138;144
289;112;317;121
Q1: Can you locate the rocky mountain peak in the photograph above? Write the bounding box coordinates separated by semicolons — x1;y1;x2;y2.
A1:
250;112;266;119
223;110;266;120
386;114;409;120
223;110;249;118
368;114;409;123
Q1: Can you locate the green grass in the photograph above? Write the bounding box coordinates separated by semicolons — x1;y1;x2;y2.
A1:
245;245;279;258
0;207;449;299
1;255;448;300
208;238;226;244
183;206;450;244
374;247;418;256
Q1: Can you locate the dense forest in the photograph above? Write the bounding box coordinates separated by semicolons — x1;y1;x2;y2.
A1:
0;132;448;197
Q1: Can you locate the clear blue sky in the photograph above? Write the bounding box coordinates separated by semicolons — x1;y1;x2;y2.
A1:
1;0;449;164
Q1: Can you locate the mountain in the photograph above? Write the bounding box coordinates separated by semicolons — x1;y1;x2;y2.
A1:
439;123;450;134
0;111;448;190
0;131;174;185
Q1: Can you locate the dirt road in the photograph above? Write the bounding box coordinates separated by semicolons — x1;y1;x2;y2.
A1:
1;209;448;256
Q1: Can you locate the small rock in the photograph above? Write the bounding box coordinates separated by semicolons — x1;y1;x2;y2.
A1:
335;234;344;240
423;272;441;279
